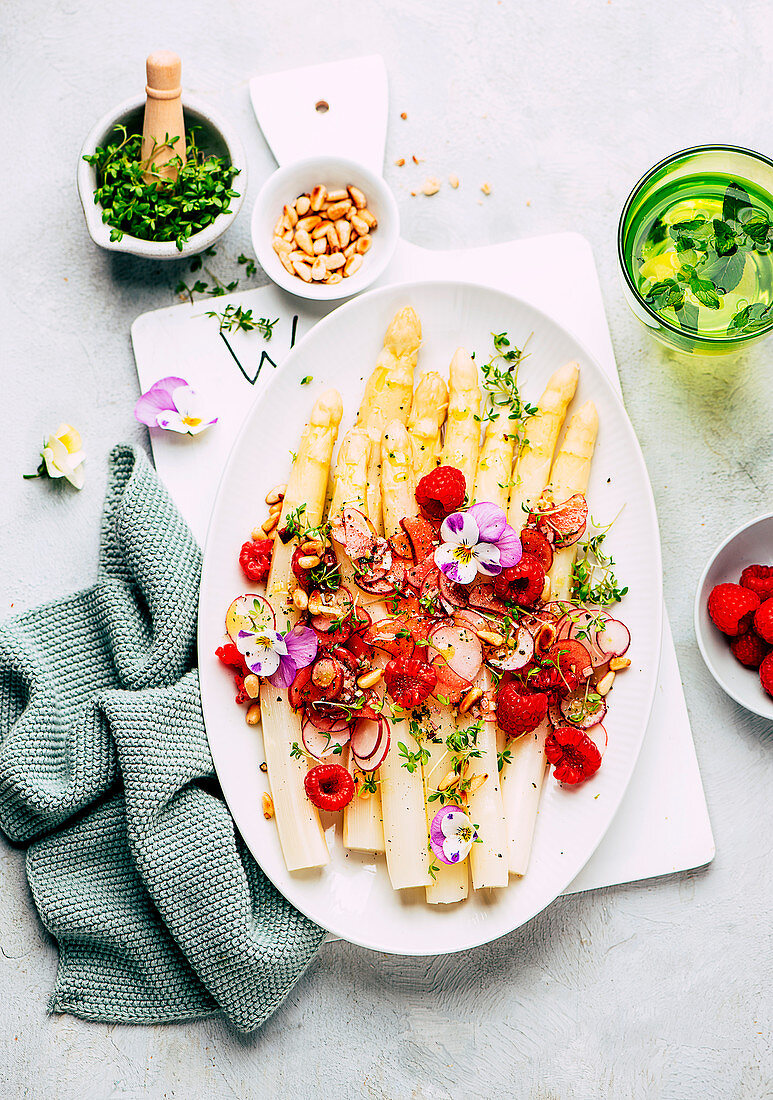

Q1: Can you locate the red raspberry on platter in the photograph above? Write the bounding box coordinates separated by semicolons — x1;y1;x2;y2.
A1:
496;683;549;739
707;583;760;637
760;652;773;698
739;564;773;602
304;763;355;811
492;553;545;608
754;599;773;644
215;644;251;704
544;726;602;785
239;537;274;584
415;465;467;522
730;631;770;669
384;656;438;709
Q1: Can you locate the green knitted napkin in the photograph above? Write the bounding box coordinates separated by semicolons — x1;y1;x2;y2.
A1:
0;443;324;1032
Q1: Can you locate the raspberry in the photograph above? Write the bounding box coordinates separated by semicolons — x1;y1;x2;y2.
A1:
707;583;760;636
493;553;545;607
239;537;274;584
760;652;773;698
496;683;549;739
544;726;602;785
754;599;773;644
740;564;773;602
415;465;467;522
304;763;355;811
384;656;437;708
530;640;592;698
730;631;769;669
215;644;250;704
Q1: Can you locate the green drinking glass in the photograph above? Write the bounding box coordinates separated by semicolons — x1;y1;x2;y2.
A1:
618;144;773;356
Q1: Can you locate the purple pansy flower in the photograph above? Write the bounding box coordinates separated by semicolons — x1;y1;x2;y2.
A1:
135;376;217;435
430;804;478;865
434;502;522;585
236;623;318;688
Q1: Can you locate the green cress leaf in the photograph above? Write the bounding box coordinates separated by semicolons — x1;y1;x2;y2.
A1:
698;248;747;293
722;180;753;225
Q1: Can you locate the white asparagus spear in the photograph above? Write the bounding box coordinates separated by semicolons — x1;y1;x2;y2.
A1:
473;405;522;509
326;428;386;853
378;421;432;889
407;371;449;478
507;361;579;530
442;348;482;497
357;307;421;532
503;398;599;876
462;668;509;889
423;703;469;904
262;390;343;872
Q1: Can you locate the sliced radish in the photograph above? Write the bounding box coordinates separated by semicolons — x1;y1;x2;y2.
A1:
225;593;275;642
560;688;608;729
400;516;438;561
427;624;483;682
389;531;414;559
595;618;631;658
487;626;534;671
557;609;608;668
453;608;491;633
289;665;318;710
305;704;352;732
354;720;391;771
350;714;383;760
584;722;608;758
467;581;508;617
310;657;344;700
331;505;376;552
301;717;350;761
431;657;471;705
438;571;470;610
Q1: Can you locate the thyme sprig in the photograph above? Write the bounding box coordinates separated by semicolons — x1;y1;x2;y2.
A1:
476;331;537;432
571;517;628;607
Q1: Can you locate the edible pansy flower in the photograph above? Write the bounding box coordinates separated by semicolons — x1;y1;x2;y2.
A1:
134;376;217;435
430;805;478;865
434;502;522;585
24;423;86;489
236;623;317;689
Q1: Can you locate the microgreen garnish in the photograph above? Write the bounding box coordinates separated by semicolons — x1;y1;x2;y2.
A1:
205;304;278;338
497;748;512;773
84;124;240;251
238;253;257;277
300;375;313;385
571;518;628;607
475;331;537;434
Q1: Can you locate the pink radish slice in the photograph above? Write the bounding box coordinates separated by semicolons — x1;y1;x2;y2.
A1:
330;505;377;551
301;718;350;761
540;600;579;621
438;572;469;609
559;689;608;729
560;609;608;668
487;627;534;671
354;573;396;595
354;724;390;771
349;714;383;760
584;722;608;758
595;618;631;658
225;593;276;642
453;609;491;633
427;624;483;682
305;705;351;733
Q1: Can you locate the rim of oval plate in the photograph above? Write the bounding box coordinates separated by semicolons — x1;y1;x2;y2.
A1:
251;154;399;301
694;510;773;720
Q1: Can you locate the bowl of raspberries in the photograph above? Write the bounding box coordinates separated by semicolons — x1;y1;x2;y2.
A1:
696;513;773;718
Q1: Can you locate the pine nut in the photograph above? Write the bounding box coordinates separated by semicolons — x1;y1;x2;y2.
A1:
475;629;504;647
326;200;352;221
282;228;295;243
468;773;487;794
350;214;369;236
268;502;283;518
310;185;327;211
359;209;377;229
292;589;309;612
348;185;367;209
283;203;298;227
395;158;405;167
273;236;293;255
609;656;631;671
273;214;285;236
278;253;295;275
265;484;286;505
336;219;352;249
325;224;339;248
243;674;261;699
296;215;321;232
326;273;343;284
261;513;279;534
344;254;363;277
295;195;311;216
534;622;556;655
325;252;345;270
246;703;262;726
313;237;328;255
449;174;460;188
481;182;492;195
301;538;324;554
541;576;552;602
294;229;314;256
355;236;372;255
312;220;332;239
326;188;349;202
298;554;321;569
439;770;459;792
343;242;356;258
262;793;274;818
597;670;615;696
421;178;441;197
459;686;483;714
311;257;327;281
292;260;312;282
357;668;384;690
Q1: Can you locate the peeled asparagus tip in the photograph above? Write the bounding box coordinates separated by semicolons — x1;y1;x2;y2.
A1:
310;388;344;428
384;306;422;356
449;346;477;384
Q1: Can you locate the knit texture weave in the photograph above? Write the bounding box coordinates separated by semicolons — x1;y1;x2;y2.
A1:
0;444;324;1032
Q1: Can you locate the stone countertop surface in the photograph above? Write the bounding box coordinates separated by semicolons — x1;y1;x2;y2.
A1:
2;1;772;1097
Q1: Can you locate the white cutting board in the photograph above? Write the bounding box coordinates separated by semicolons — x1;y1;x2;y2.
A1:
131;229;715;895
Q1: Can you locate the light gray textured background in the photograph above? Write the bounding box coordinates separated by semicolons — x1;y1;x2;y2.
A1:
2;2;772;1098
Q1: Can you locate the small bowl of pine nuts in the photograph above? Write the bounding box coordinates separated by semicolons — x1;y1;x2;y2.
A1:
251;155;399;300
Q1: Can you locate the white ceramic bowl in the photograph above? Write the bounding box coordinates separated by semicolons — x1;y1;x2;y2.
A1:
695;512;773;719
251;155;399;301
77;93;247;259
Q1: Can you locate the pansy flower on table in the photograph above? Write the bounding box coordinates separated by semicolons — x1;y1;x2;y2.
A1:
212;307;632;904
24;423;86;489
134;376;217;435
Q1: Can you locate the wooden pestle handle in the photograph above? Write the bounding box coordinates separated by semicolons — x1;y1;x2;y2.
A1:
141;50;186;184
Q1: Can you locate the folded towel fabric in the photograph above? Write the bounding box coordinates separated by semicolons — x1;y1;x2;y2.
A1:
0;444;324;1032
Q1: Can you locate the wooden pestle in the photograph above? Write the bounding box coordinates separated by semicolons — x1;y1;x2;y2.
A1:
141;50;186;184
